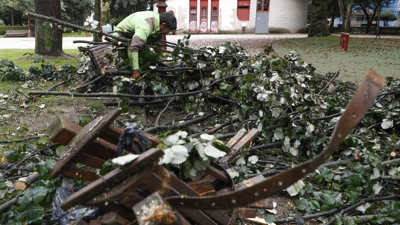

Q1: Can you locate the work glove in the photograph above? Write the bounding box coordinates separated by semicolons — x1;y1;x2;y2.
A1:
132;70;141;80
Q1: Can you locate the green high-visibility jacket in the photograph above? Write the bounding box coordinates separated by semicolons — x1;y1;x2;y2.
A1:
114;11;160;71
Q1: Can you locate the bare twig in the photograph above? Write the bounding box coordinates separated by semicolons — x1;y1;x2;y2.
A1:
274;208;340;224
155;85;179;127
74;75;106;90
145;112;218;133
326;195;397;225
0;197;18;214
0;135;48;143
3;144;58;176
318;69;340;95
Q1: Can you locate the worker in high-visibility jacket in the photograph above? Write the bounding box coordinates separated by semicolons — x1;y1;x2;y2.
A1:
114;10;177;79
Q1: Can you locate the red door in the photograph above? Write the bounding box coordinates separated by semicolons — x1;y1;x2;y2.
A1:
199;0;208;33
210;0;219;33
189;0;197;33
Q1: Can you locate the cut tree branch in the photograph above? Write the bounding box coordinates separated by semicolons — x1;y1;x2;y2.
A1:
13;172;40;191
145;112;218;133
26;12;129;43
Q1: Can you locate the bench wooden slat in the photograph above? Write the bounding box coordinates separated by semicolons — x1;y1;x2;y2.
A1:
4;30;29;37
63;165;98;181
219;128;259;163
60;147;163;210
51;109;122;178
376;26;400;38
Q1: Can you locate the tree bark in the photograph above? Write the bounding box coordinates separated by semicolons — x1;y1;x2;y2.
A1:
308;0;330;37
0;197;18;214
337;0;354;32
13;172;40;191
34;0;63;56
93;0;102;42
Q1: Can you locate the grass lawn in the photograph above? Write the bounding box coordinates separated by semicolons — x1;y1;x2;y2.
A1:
1;49;81;71
272;35;400;84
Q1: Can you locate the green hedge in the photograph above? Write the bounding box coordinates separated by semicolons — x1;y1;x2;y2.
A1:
0;26;34;35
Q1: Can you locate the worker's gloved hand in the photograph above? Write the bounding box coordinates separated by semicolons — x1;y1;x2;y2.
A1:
132;70;141;80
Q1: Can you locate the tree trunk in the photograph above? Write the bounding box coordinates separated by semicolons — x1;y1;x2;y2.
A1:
337;0;354;32
34;0;63;56
93;0;102;42
308;0;330;37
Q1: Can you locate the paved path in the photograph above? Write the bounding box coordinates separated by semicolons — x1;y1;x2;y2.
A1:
0;34;307;50
0;34;397;50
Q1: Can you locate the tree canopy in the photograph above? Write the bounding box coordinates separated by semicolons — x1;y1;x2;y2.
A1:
378;11;398;26
102;0;150;25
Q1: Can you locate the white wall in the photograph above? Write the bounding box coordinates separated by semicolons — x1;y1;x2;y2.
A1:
163;0;307;34
269;0;308;33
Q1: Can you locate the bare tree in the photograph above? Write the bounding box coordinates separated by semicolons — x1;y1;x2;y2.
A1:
337;0;355;32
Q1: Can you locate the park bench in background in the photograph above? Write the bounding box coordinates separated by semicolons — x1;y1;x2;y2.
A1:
376;26;400;38
4;30;29;37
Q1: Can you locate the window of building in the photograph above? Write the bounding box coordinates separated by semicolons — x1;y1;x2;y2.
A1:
257;0;269;12
237;0;250;21
356;16;365;21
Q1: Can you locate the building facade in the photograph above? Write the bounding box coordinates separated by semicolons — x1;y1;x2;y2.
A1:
161;0;308;34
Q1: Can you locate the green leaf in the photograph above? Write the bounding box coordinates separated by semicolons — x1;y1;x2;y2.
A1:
18;187;48;209
36;136;49;146
78;114;93;126
15;203;44;224
322;193;335;206
192;158;210;171
36;159;56;179
264;215;276;223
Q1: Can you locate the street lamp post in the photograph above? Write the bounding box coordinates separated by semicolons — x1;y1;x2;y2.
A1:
26;12;34;37
157;0;168;48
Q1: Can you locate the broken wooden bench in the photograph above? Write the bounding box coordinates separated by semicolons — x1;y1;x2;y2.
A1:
48;108;272;224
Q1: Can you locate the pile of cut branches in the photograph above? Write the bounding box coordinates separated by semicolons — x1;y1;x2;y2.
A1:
2;34;400;224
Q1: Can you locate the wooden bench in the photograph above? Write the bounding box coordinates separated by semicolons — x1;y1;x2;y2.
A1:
4;30;29;37
79;43;124;75
376;26;400;38
47;109;273;224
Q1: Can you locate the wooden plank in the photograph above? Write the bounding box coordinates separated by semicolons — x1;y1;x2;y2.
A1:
49;116;118;160
101;212;130;225
88;220;102;225
142;169;220;225
188;179;216;196
225;131;246;149
231;128;259;151
74;153;105;169
49;116;159;158
217;174;265;194
219;128;259;163
151;166;231;225
235;208;258;219
86;165;156;205
63;165;98;181
118;189;145;209
51;109;122;178
216;175;274;209
61;148;163;210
